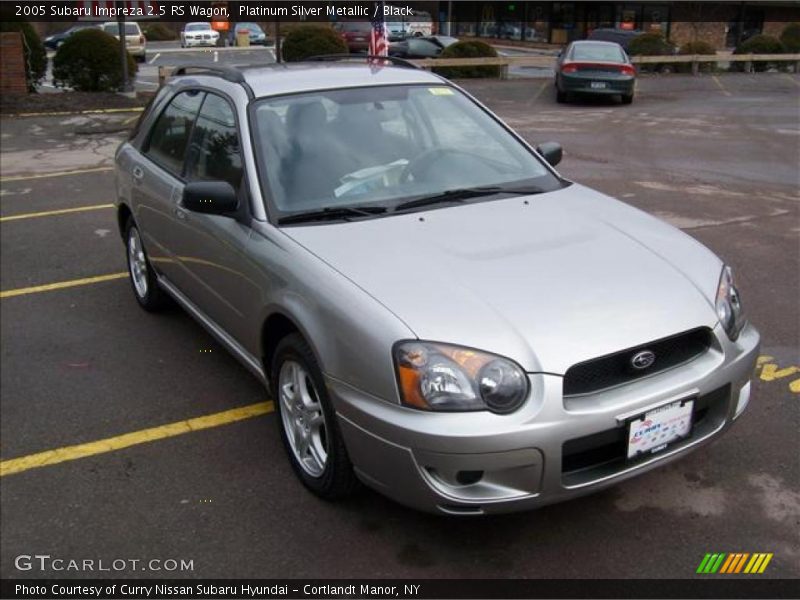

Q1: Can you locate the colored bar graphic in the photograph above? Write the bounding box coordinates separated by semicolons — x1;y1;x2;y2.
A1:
696;554;712;574
734;553;750;573
699;552;773;574
719;554;736;573
758;554;773;573
711;553;727;573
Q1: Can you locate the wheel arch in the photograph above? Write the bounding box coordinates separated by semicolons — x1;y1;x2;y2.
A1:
260;309;325;386
117;203;132;240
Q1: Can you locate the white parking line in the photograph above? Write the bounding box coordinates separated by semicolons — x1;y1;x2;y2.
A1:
148;52;161;64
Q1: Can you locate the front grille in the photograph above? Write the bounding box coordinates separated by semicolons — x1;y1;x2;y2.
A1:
561;384;730;484
563;328;713;397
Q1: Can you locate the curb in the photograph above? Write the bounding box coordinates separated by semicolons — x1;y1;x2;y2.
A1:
4;107;144;118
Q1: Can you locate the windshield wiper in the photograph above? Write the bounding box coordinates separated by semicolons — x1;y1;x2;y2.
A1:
393;185;545;213
277;205;387;225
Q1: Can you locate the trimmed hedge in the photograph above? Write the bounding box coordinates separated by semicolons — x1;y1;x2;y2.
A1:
734;34;785;71
434;40;500;79
53;29;137;92
0;22;47;91
142;23;176;41
627;32;676;73
627;32;675;56
779;23;800;53
281;25;347;62
677;40;717;73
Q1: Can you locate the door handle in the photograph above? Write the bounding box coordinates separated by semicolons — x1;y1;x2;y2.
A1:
132;165;144;180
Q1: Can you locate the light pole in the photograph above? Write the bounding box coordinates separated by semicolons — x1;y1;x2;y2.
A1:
116;0;132;92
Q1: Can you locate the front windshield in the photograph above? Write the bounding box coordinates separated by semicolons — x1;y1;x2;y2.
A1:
237;23;263;32
186;23;211;31
252;85;562;218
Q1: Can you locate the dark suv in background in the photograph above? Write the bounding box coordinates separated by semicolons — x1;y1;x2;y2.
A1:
587;28;642;51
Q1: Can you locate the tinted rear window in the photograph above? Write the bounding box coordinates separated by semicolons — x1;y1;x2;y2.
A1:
572;43;625;62
341;22;371;32
103;23;140;35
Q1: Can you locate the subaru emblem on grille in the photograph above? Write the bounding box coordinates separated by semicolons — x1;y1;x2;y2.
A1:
631;350;656;370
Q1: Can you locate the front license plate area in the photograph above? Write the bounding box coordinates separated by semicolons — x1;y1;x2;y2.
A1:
627;399;694;459
590;81;607;89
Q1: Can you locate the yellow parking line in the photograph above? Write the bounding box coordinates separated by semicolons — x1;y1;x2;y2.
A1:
712;75;732;97
0;272;128;299
0;204;113;222
783;74;800;87
9;107;144;118
0;401;274;477
530;81;548;103
0;167;113;183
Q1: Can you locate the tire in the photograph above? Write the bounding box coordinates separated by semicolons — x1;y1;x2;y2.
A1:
556;87;567;103
621;93;634;105
125;218;169;311
271;333;359;500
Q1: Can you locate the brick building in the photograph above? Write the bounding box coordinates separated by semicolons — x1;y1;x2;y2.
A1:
437;1;800;49
0;32;28;95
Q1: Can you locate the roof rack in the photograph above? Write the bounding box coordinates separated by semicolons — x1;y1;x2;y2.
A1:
306;54;421;70
171;65;254;98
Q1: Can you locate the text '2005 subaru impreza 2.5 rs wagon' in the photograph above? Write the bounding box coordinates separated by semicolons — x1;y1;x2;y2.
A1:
114;58;759;515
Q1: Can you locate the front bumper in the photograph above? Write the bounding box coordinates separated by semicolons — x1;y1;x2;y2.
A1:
330;323;759;515
183;37;217;47
559;72;635;96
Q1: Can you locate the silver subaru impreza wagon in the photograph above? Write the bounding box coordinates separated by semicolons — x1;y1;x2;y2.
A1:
115;59;759;515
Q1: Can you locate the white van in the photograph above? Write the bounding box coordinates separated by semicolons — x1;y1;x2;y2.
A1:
385;6;433;38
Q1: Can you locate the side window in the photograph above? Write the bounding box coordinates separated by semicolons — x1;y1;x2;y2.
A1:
145;90;204;176
185;94;243;190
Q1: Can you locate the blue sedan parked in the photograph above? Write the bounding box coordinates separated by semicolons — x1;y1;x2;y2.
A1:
227;22;269;46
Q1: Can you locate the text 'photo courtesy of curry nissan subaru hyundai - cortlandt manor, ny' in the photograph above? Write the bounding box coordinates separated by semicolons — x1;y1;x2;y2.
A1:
116;58;759;515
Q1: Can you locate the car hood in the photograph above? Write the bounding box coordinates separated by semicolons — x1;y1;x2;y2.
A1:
284;184;723;373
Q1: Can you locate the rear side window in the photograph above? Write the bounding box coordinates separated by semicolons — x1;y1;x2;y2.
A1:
145;90;204;176
185;94;242;190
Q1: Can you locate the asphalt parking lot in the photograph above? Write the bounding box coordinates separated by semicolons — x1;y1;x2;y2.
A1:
1;73;798;579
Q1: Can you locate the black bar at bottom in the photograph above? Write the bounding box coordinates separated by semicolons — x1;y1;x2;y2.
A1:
1;579;797;600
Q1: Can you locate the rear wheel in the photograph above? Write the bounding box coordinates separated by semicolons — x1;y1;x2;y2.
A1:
125;218;168;311
621;93;634;105
556;88;567;103
271;334;359;500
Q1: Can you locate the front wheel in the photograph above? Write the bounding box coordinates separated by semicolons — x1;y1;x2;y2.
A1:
125;218;168;311
271;334;359;500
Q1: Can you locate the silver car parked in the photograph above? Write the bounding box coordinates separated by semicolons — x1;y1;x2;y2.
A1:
115;60;759;515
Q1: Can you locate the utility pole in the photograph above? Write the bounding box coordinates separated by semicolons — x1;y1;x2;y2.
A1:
116;0;131;92
275;18;282;63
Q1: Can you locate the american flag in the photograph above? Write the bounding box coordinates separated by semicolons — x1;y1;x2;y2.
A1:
369;1;388;57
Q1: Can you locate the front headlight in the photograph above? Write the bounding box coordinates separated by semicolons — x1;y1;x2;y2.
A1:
716;265;746;340
394;341;529;413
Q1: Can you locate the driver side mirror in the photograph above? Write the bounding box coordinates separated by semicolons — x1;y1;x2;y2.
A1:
536;142;563;167
182;181;238;215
